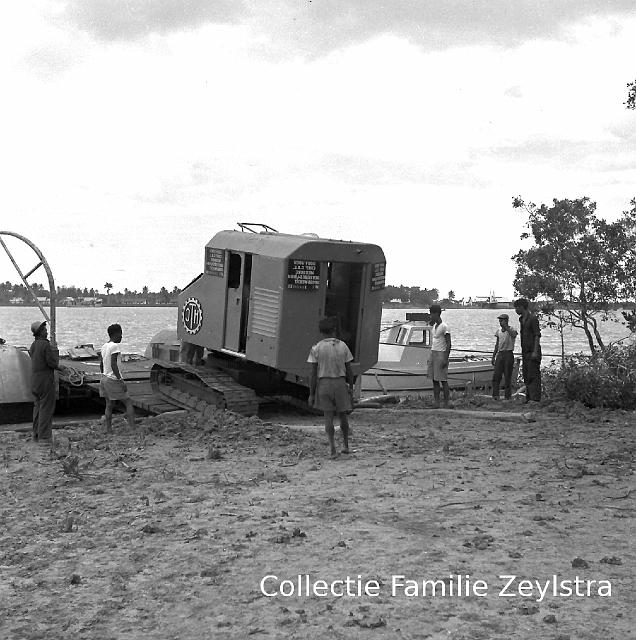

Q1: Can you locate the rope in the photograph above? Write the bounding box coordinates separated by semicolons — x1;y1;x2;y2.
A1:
450;347;567;358
60;366;85;386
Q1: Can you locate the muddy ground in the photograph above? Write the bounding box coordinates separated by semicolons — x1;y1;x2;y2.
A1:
0;398;634;640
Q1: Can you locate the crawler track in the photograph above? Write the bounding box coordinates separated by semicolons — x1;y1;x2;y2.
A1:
150;362;259;416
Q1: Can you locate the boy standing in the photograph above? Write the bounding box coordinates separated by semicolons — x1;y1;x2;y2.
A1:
428;304;452;408
491;313;518;400
307;317;355;459
100;323;136;432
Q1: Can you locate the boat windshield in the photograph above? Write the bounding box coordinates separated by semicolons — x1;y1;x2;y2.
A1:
408;328;428;347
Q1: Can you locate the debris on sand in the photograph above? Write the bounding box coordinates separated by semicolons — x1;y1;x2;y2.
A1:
571;557;590;569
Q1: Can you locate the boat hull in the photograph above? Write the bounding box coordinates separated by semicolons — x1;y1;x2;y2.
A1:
0;345;35;423
361;359;520;397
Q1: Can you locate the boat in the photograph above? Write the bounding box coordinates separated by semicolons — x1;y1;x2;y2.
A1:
361;316;520;398
473;291;514;309
66;344;100;360
0;342;35;423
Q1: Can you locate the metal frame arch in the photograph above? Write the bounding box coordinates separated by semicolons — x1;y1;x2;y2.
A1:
0;231;57;347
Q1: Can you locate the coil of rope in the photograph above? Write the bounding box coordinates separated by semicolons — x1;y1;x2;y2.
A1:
60;365;85;387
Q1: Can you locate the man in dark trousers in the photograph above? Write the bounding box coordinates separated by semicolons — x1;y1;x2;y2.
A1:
491;313;518;400
28;320;64;443
513;298;542;402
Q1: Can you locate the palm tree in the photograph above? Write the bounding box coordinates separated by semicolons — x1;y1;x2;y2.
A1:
104;282;113;296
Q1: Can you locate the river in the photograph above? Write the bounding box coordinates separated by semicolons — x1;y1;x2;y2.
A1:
0;305;632;358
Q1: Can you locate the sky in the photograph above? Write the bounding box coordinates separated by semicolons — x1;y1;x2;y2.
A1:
1;1;635;301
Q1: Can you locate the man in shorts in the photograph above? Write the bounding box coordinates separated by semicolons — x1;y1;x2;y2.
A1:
307;317;355;459
100;323;136;433
428;304;452;408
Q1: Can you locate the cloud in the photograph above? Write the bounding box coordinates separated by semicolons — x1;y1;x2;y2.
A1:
490;137;632;169
504;85;523;98
62;0;245;41
315;153;488;188
23;43;84;79
61;0;636;53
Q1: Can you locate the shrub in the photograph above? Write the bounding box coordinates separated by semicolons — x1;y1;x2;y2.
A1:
542;343;636;410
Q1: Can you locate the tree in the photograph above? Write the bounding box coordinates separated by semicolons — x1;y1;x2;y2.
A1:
104;282;113;296
447;290;455;301
512;196;636;353
626;80;636;110
159;286;170;303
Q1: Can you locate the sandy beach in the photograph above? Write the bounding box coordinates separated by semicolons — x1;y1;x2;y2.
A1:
1;399;633;639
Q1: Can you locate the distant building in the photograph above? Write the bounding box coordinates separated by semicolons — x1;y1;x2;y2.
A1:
80;297;103;306
9;297;23;305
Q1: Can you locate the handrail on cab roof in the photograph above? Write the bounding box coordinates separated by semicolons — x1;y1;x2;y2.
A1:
237;222;279;234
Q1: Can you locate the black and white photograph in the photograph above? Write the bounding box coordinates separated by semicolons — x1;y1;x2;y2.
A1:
1;2;635;638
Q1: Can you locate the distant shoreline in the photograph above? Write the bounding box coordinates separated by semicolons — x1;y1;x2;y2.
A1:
0;303;178;308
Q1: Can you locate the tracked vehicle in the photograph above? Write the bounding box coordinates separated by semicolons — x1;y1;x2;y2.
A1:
149;224;386;415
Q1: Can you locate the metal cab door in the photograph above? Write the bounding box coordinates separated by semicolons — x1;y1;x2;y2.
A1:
223;252;252;352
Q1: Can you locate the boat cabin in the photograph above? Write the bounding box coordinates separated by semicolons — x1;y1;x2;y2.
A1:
378;321;433;368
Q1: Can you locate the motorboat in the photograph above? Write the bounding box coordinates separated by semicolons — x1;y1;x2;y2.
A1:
361;317;519;398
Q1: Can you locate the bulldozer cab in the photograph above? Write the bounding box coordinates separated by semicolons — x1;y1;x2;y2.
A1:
178;226;385;387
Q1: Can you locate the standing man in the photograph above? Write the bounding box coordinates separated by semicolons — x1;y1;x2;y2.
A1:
428;304;452;408
307;317;355;459
29;320;64;443
513;298;542;403
100;323;137;432
491;313;518;400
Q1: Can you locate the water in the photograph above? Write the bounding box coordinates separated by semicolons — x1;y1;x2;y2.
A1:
0;306;177;354
381;308;633;358
0;305;632;357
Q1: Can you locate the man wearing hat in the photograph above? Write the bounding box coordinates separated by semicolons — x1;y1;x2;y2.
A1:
491;313;518;400
28;320;65;443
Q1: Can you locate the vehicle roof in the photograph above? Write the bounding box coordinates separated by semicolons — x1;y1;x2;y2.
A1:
206;230;385;262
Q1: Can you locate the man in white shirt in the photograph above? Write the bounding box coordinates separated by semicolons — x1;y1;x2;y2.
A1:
307;317;355;458
100;323;136;433
428;304;452;408
491;313;518;400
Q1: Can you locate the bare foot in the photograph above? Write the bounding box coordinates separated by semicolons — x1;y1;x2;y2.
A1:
341;448;350;454
330;451;339;459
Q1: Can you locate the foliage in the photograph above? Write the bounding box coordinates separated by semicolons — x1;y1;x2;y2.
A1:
626;80;636;110
0;281;181;305
542;343;636;409
512;196;636;353
381;284;439;306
